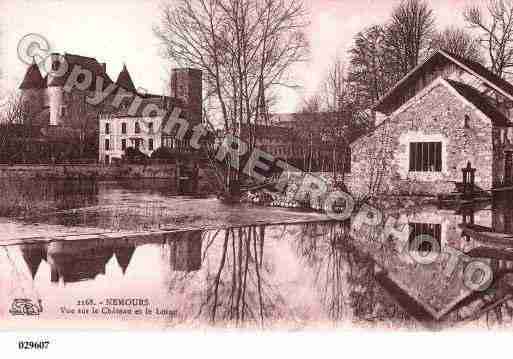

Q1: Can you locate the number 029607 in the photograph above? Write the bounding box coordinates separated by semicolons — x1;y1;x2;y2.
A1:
18;341;50;350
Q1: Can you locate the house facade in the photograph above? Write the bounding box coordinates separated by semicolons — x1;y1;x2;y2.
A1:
99;115;164;163
98;67;202;163
346;50;513;197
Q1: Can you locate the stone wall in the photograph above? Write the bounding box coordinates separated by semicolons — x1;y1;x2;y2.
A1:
346;80;496;197
0;164;177;180
0;163;217;194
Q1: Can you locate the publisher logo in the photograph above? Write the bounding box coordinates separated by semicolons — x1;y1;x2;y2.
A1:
9;299;43;316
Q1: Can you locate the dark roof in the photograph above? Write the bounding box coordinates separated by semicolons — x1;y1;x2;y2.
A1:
19;62;45;89
47;53;113;90
50;246;113;283
351;77;511;146
446;80;510;126
21;245;47;279
445;50;513;99
116;64;136;92
374;50;513;114
105;95;177;118
114;246;136;274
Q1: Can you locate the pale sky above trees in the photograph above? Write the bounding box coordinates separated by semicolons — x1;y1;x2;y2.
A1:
0;0;484;112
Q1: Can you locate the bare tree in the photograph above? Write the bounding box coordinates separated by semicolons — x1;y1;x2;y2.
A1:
299;94;322;114
464;0;513;77
385;0;436;76
154;0;308;139
322;57;347;112
154;0;309;196
0;93;31;163
3;92;30;125
430;27;484;63
297;57;372;178
66;91;101;158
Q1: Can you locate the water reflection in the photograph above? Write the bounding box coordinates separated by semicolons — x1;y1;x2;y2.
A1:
20;244;47;279
1;223;414;328
4;193;513;328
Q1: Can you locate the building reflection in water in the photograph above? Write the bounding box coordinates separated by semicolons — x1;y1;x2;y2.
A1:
389;195;513;327
20;243;48;280
166;231;203;272
492;194;513;235
19;231;205;284
12;196;513;329
19;239;137;284
47;240;114;283
114;245;136;275
295;222;412;325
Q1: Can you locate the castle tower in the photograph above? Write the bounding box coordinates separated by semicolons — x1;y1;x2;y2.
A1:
170;68;202;125
47;53;66;126
19;59;46;125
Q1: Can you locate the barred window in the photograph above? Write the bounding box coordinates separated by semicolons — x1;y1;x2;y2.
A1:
409;142;442;172
409;222;441;252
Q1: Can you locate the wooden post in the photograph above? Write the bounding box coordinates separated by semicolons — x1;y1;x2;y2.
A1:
462;161;476;199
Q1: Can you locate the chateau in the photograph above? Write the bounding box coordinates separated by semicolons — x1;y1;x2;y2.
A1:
19;53;202;163
346;50;513;197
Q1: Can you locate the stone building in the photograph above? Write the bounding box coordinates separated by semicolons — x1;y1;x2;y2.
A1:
237;112;353;173
346;50;513;197
19;53;202;163
99;67;202;163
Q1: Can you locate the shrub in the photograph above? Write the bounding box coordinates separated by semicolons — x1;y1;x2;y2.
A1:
123;147;148;163
150;146;175;160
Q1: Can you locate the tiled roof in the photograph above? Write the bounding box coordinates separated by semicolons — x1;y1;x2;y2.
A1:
444;50;513;99
47;53;113;91
104;95;177;118
19;62;46;89
446;80;510;126
375;50;513;113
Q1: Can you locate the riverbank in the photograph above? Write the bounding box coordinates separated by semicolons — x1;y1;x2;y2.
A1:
0;163;178;180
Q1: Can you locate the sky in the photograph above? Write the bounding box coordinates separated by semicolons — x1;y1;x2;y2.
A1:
0;0;481;113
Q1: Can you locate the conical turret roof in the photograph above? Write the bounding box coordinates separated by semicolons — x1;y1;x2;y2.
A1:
19;60;46;89
114;246;136;275
116;64;136;92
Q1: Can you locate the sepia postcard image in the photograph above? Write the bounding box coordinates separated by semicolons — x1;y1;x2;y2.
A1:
4;0;513;333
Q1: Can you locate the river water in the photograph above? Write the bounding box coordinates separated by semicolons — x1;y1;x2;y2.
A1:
1;179;513;330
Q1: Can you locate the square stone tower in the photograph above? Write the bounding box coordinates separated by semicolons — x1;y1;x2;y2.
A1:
170;68;202;126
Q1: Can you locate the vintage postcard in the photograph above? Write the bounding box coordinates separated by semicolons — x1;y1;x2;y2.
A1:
2;0;513;346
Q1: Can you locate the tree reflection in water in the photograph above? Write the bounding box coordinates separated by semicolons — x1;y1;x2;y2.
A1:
295;222;411;325
164;225;278;327
206;226;271;325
